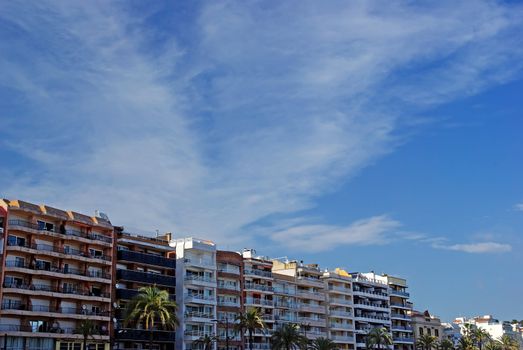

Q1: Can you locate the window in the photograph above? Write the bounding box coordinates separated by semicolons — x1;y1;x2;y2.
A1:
428;328;432;335
7;235;26;247
435;329;439;337
35;260;51;271
89;249;102;258
419;327;424;335
5;276;24;287
15;256;26;267
37;220;54;232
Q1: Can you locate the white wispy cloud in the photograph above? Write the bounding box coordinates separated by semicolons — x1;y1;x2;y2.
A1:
433;241;512;254
268;215;402;253
0;1;522;250
514;203;523;212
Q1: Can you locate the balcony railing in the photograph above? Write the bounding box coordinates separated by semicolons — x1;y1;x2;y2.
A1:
217;300;241;307
7;241;111;261
118;250;175;269
116;328;176;342
185;294;216;303
354;301;388;309
244;269;272;278
185;311;214;319
355;314;390;321
391;313;411;320
1;303;108;316
184;258;215;269
2;282;110;298
217;281;240;291
7;220;112;244
217;266;241;275
0;324;108;335
390;290;410;297
4;261;111;279
245;298;273;306
390;302;411;308
244;283;274;292
184;330;214;337
393;337;414;343
117;269;176;287
185;275;216;284
330;310;352;317
116;288;174;300
332;335;355;342
353;288;388;297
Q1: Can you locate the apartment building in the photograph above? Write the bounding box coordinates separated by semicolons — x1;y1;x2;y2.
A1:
171;237;218;350
352;272;391;350
113;228;176;350
380;274;414;350
454;315;523;345
0;199;113;350
272;260;328;341
410;310;442;343
242;249;274;350
322;269;355;350
216;251;244;350
273;273;298;327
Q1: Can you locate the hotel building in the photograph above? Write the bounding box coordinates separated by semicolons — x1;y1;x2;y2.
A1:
0;199;113;350
170;237;218;350
113;228;176;350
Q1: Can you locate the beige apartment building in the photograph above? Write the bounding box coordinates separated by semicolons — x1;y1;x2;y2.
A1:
322;269;355;350
410;310;443;342
0;199;114;350
272;260;328;341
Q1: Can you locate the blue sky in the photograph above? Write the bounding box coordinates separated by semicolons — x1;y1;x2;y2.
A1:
1;1;522;321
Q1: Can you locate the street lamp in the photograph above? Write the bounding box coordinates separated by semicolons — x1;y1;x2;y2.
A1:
212;317;230;350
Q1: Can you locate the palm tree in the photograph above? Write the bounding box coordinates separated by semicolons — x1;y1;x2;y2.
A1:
457;336;474;350
193;334;218;350
438;339;455;350
235;308;266;350
484;341;501;350
498;335;519;350
309;337;338;350
365;327;393;350
416;335;438;350
472;328;491;350
124;285;178;350
271;323;307;350
76;319;98;350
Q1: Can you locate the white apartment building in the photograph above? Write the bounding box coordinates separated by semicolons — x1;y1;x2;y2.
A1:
170;237;218;350
454;315;523;345
322;269;356;350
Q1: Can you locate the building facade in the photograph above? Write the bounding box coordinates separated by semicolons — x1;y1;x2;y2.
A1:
113;228;176;350
410;310;443;343
0;199;113;350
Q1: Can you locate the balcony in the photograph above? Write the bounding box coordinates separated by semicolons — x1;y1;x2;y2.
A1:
217;300;241;308
3;282;110;299
116;328;176;342
1;302;109;318
118;250;175;269
245;298;274;307
217;265;241;275
244;283;274;292
329;286;353;294
185;311;214;321
354;314;390;322
391;313;411;320
393;337;414;343
354;301;389;311
250;344;271;350
353;288;388;298
217;281;240;291
115;288;175;301
184;258;215;269
7;241;111;262
332;335;355;342
390;290;410;298
185;293;217;305
4;261;111;280
329;297;352;305
185;275;216;286
244;269;272;278
297;276;324;287
297;303;325;313
117;269;176;287
7;219;112;244
330;310;353;318
390;302;411;309
391;326;413;332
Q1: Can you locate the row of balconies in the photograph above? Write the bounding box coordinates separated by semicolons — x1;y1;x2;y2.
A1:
116;269;176;287
243;269;272;278
3;282;110;298
0;324;109;335
116;328;176;342
244;282;273;292
7;240;112;261
118;250;175;269
1;302;109;317
8;219;112;244
5;261;111;279
354;301;389;310
116;288;174;300
353;287;388;297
